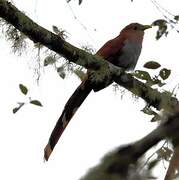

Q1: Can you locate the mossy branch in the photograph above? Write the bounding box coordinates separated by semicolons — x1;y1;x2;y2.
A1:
1;1;179;178
80;111;179;180
0;0;178;111
0;0;107;71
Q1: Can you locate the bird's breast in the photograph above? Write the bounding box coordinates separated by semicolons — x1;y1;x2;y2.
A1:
116;39;142;70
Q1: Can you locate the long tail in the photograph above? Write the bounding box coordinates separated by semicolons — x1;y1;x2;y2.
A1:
44;78;93;161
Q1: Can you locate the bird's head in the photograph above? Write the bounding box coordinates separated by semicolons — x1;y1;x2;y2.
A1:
121;23;152;32
120;23;152;43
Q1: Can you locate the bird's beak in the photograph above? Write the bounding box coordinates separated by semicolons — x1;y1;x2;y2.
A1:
142;25;152;31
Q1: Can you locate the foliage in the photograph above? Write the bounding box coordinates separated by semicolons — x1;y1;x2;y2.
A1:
19;84;28;95
134;60;174;124
13;84;42;114
143;61;161;69
30;100;43;107
149;0;179;40
151;17;179;40
133;61;171;87
52;25;69;40
67;0;83;5
80;151;157;180
42;43;95;81
1;0;179;179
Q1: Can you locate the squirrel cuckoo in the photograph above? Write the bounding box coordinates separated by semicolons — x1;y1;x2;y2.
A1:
44;23;151;160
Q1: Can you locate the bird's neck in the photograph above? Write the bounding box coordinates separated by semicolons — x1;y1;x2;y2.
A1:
120;31;144;44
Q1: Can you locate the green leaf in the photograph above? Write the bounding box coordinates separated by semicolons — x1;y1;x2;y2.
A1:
157;147;173;161
57;66;66;79
79;0;83;5
13;103;25;114
44;56;56;66
59;72;66;79
19;84;28;95
52;25;60;34
148;159;160;170
141;106;157;116
174;15;179;21
149;78;161;86
152;19;168;40
159;68;171;80
67;0;83;5
143;61;161;69
151;114;161;122
30;100;43;107
13;107;21;114
146;77;165;87
133;70;152;81
152;19;167;26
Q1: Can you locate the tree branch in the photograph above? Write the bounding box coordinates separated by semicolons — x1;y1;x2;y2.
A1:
113;72;178;111
0;0;178;112
80;111;179;180
1;1;179;178
0;0;107;71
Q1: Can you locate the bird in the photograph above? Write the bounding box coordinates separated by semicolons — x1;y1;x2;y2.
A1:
44;23;152;161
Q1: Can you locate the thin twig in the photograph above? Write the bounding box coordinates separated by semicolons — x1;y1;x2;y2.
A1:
65;0;96;45
139;140;167;171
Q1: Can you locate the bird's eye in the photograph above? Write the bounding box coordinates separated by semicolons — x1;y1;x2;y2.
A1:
133;26;138;30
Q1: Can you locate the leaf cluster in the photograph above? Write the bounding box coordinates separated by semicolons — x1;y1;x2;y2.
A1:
13;84;42;114
151;16;179;40
133;61;171;87
134;61;173;123
43;44;95;81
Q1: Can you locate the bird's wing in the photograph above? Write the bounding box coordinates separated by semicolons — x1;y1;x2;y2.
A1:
96;34;126;60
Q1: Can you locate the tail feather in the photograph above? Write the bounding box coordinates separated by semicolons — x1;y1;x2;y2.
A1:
44;78;93;161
